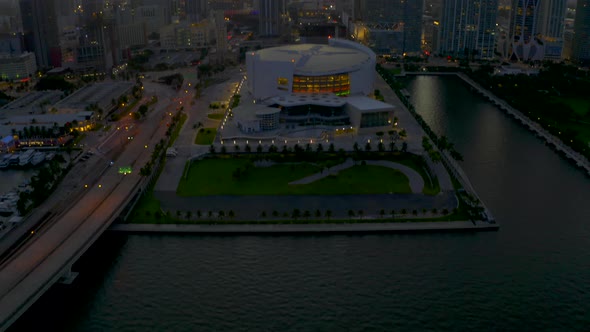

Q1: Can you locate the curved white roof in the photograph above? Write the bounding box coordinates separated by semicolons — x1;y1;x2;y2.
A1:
253;44;373;75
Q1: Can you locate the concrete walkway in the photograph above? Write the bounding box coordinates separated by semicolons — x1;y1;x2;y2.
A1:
109;221;498;234
289;158;424;194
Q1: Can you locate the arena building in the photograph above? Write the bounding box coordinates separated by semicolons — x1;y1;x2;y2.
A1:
246;39;376;101
232;39;394;135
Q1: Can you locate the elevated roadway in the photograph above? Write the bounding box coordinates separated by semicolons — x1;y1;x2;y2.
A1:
0;96;172;331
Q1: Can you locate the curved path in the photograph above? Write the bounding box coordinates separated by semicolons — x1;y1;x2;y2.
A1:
289;159;424;193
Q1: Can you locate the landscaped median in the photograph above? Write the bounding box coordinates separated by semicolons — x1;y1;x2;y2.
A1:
194;128;217;145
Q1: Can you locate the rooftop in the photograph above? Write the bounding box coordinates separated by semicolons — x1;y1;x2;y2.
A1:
345;95;394;111
253;44;373;75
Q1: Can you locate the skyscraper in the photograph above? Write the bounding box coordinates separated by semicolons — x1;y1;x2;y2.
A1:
19;0;61;68
507;0;568;61
259;0;286;37
439;0;498;59
357;0;424;54
537;0;567;60
572;0;590;64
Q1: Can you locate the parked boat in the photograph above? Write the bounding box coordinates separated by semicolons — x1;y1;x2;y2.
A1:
19;150;35;166
8;154;20;165
45;152;55;161
31;152;45;166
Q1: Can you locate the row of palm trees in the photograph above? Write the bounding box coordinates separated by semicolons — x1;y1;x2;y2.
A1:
144;207;457;222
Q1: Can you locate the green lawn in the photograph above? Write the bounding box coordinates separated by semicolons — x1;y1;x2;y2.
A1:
170;113;187;144
551;97;590;117
207;113;224;120
177;158;411;196
194;128;217;145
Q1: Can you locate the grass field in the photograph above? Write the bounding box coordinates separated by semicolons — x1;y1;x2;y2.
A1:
207;113;224;120
176;158;411;196
194;128;217;145
551;97;590;117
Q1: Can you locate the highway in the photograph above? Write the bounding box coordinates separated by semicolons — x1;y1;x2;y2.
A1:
0;77;187;331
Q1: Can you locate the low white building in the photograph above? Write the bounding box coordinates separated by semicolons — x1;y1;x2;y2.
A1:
0;52;37;81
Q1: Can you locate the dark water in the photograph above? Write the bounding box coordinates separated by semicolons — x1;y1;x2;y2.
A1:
11;76;590;331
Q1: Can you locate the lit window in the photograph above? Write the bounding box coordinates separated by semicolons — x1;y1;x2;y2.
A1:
278;77;289;85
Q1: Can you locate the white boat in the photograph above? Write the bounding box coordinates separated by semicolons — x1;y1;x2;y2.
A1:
19;150;35;166
45;152;55;161
31;152;45;166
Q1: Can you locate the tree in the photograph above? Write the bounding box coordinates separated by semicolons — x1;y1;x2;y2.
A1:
401;142;408;152
348;210;355;219
138;104;148;117
325;210;332;219
197;210;202;219
358;210;364;219
328;143;335;153
186;211;192;220
353;142;360;152
316;143;323;153
220;146;227;154
261;211;267;218
209;145;216;154
378;142;385;152
256;144;263;153
379;209;385;219
244;144;251;153
218;210;225;219
390;210;395;219
315;209;322;218
365;142;372;152
292;208;301;219
176;210;182;219
272;210;279;217
234;144;240;152
303;210;311;219
131;112;141;120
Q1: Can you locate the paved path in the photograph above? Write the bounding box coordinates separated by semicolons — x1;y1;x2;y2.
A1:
289;159;424;194
110;221;498;233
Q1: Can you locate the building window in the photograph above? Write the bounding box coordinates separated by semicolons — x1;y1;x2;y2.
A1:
292;73;350;95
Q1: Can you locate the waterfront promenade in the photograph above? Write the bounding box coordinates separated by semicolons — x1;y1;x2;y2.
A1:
109;221;499;234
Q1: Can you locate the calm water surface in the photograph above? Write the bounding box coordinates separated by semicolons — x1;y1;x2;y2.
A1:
10;76;590;331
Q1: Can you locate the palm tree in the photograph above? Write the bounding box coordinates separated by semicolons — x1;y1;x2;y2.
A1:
325;210;332;219
348;210;355;219
292;208;301;219
303;210;311;219
315;209;321;218
228;210;235;219
358;210;364;219
186;211;192;220
272;210;279;218
261;211;267;218
390;209;396;220
401;208;407;215
218;210;225;219
431;208;438;215
196;210;201;219
176;210;181;219
379;209;385;219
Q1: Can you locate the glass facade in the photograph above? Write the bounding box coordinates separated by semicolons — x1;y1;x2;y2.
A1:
292;74;350;95
360;111;390;128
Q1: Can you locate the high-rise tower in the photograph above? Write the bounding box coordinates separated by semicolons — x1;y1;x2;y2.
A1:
439;0;499;59
19;0;61;68
357;0;424;54
259;0;287;37
572;0;590;64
